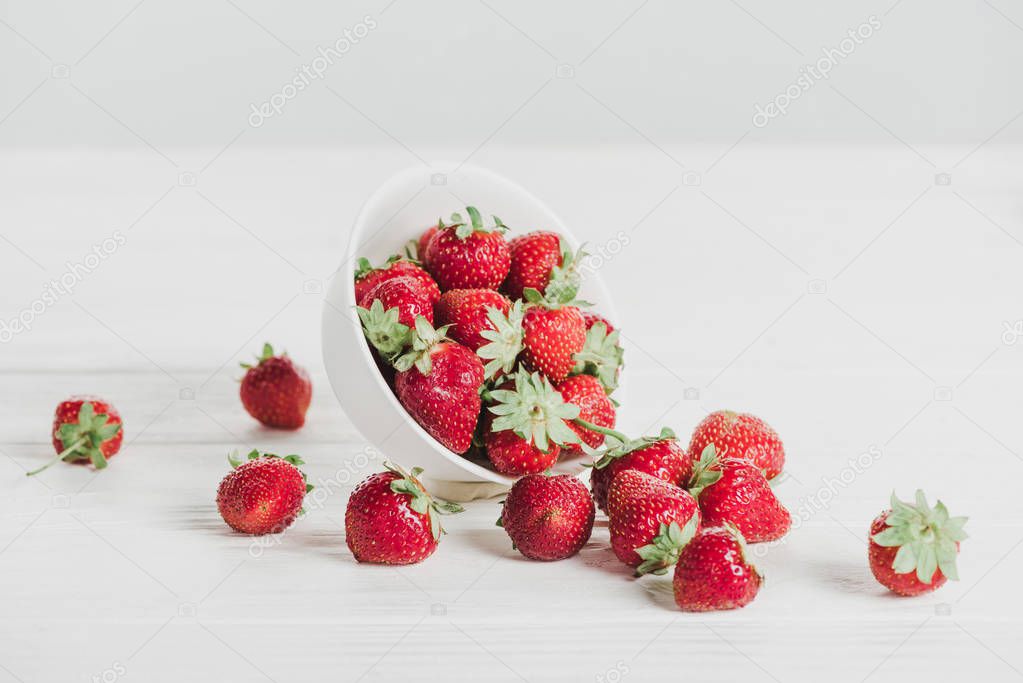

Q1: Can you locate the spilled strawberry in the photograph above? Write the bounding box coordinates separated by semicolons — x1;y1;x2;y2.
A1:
869;490;967;596
689;409;785;479
393;318;485;454
346;463;463;564
29;397;124;476
216;449;312;535
240;343;312;430
499;473;594;561
587;426;692;513
673;525;763;611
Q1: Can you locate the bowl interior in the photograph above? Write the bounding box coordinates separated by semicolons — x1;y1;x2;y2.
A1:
323;162;623;486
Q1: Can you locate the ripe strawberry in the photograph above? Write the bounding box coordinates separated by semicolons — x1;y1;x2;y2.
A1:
484;370;581;475
417;224;440;267
29;397;124;476
556;374;616;453
673;525;763;611
426;207;510;291
354;256;440;305
499;473;594;561
216;450;311;535
393;318;485;454
572;317;624;393
588;427;692;513
869;490;967;596
688;410;785;479
521;292;586;383
581;311;615;333
502;231;565;300
346;463;463;564
357;276;434;328
606;469;701;573
434;288;511;352
689;446;790;543
240;343;312;430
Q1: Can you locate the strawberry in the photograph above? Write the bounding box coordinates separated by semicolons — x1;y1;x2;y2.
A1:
346;463;463;564
689;446;790;543
354;256;440;305
357;276;434;328
434;288;511;353
572;318;624;393
556;374;616;453
216;450;312;535
688;410;785;480
426;207;510;291
581;311;615;333
29;397;124;476
239;343;312;430
417;224;440;267
673;525;763;611
501;231;569;300
869;490;967;596
588;427;692;513
483;370;581;475
499;473;594;560
520;289;586;383
606;469;701;573
393;318;485;454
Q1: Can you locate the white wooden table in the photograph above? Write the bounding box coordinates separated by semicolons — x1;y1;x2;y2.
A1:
1;145;1021;682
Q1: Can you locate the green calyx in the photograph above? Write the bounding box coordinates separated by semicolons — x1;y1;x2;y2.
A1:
27;401;122;476
572;321;624;393
589;426;676;470
635;515;700;576
228;449;314;512
240;342;279;370
357;299;412;361
393;316;452;375
544;241;587;306
385;462;464;540
447;206;507;240
686;443;724;498
477;300;525;379
487;370;582;452
872;490;968;583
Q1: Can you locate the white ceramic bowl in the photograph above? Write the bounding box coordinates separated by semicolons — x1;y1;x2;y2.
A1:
322;163;622;495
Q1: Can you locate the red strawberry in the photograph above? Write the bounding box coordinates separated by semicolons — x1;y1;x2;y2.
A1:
673;525;763;611
354;256;440;305
357;276;434;328
606;469;701;573
499;473;594;561
502;231;564;300
484;370;581;475
216;450;311;535
689;447;790;543
346;463;463;565
426;207;510;291
588;427;692;513
393;319;485;453
240;343;312;430
29;397;124;476
573;317;624;393
521;294;586;383
556;374;616;452
688;410;785;479
417;224;440;267
869;490;967;596
581;311;615;333
434;288;511;352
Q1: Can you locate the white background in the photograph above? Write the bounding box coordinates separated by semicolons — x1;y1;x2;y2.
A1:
2;1;1023;682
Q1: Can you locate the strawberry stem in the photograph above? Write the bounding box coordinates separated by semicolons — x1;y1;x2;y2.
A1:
26;436;89;477
573;418;629;443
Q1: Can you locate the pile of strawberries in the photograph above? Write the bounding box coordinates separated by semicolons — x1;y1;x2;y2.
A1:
27;205;969;612
355;206;622;476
